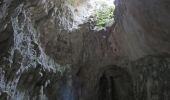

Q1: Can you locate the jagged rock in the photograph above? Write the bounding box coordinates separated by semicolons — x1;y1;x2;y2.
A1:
0;0;170;100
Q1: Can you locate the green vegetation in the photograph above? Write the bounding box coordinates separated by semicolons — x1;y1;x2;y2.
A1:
95;5;115;29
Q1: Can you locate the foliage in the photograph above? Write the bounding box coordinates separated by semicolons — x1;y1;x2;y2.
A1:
95;5;115;29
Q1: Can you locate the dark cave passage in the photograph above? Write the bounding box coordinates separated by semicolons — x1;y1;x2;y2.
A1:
98;66;134;100
99;74;119;100
99;74;108;100
110;76;119;100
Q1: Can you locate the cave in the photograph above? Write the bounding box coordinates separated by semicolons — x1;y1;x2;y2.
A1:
99;74;118;100
1;0;170;100
97;66;134;100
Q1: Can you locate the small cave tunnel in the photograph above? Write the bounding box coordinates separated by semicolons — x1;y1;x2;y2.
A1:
99;74;119;100
97;65;134;100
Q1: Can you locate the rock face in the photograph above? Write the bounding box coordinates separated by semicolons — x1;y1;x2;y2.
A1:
114;0;170;60
0;0;170;100
111;0;170;100
0;0;116;99
0;0;71;99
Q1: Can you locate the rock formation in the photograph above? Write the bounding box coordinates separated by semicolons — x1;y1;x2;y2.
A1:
0;0;170;100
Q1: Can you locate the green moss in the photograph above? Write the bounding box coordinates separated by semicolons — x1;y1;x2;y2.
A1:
95;5;115;29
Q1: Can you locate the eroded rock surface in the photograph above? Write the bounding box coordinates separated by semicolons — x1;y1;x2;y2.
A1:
0;0;116;99
113;0;170;60
0;0;170;100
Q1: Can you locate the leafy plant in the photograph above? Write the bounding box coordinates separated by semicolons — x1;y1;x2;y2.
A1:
95;5;115;29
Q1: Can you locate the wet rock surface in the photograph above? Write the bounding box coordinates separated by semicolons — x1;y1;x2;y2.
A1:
0;0;170;100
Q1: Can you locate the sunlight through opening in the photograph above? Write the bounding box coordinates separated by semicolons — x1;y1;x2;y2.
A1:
65;0;115;31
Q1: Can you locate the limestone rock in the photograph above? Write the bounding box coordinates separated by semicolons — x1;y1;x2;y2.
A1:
0;0;170;100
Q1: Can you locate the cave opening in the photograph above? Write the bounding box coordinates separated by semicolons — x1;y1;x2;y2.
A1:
97;66;134;100
99;74;119;100
65;0;115;31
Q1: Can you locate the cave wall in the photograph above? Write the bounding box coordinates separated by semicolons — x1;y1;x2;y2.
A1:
0;0;170;100
113;0;170;60
0;0;78;99
111;0;170;100
0;0;117;99
0;0;68;99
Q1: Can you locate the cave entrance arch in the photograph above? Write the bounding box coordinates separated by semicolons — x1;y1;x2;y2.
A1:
98;65;134;100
